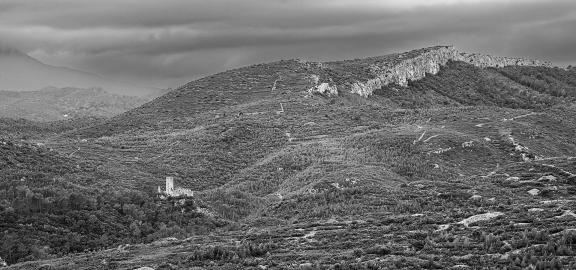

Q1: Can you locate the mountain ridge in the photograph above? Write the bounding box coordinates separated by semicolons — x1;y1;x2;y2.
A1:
310;46;552;97
72;46;564;138
0;47;158;96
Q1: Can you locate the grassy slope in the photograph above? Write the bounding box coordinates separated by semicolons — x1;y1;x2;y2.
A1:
4;55;576;268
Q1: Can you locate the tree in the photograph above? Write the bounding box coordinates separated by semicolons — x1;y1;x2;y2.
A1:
129;221;141;237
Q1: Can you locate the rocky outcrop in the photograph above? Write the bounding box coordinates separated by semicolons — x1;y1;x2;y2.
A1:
350;46;552;97
458;212;503;227
459;52;550;68
351;79;383;98
308;81;338;97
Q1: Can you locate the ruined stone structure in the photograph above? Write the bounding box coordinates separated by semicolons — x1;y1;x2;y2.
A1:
349;46;552;97
158;177;194;198
166;176;174;194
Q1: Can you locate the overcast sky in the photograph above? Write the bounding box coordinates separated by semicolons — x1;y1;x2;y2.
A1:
1;0;575;89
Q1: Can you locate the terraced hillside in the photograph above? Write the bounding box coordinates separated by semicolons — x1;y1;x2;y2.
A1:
4;47;576;269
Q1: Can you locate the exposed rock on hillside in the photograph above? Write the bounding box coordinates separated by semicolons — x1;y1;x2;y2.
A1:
308;82;338;97
458;212;504;227
351;79;384;98
348;46;551;97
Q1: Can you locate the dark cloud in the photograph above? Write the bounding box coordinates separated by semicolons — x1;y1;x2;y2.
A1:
1;0;575;89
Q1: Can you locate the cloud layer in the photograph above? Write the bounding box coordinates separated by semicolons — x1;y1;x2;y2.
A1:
1;0;575;89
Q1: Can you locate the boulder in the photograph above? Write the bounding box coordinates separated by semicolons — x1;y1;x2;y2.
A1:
528;189;540;196
469;194;482;200
537;175;557;182
458;212;503;227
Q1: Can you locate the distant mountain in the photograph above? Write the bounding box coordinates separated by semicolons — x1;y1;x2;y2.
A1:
0;87;150;122
0;46;158;96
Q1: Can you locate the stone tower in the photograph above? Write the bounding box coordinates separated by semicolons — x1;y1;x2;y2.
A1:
166;177;174;194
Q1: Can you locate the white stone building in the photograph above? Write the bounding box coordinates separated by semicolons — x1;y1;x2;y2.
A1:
158;177;194;198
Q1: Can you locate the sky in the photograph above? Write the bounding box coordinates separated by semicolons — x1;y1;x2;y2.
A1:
1;0;575;89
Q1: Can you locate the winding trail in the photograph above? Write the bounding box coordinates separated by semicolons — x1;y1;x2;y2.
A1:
474;112;544;128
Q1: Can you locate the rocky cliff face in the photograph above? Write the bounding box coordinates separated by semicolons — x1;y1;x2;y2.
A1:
349;46;552;97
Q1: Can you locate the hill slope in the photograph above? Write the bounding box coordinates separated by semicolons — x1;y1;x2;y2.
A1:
4;46;576;269
65;47;576;196
73;46;564;137
0;136;226;265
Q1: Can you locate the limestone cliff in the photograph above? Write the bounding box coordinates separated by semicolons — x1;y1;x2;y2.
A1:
348;46;551;97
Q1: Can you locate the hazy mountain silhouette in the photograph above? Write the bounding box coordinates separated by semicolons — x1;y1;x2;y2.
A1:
0;46;158;96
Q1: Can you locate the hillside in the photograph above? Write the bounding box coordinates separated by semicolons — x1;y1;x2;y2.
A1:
0;136;227;265
0;117;108;142
73;46;566;137
4;46;576;269
66;47;576;193
0;87;150;122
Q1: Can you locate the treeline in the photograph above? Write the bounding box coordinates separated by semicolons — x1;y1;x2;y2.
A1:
0;183;226;264
0;116;105;140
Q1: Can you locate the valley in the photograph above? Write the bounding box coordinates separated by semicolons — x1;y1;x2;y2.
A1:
0;87;151;122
